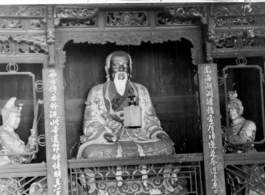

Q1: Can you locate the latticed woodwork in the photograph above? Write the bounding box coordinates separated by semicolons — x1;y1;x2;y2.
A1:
68;155;203;195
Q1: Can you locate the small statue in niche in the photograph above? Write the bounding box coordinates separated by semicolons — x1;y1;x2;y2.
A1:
77;51;175;159
224;91;265;195
224;91;256;154
0;97;36;165
0;97;37;195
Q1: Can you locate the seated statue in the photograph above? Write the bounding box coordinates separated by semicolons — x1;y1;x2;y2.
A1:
224;91;256;154
77;51;175;159
0;97;36;194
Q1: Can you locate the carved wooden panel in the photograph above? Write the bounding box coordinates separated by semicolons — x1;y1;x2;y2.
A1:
106;11;148;27
0;6;45;17
55;28;202;65
54;7;98;27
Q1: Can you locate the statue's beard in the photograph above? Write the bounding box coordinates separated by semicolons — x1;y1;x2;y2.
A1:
113;72;128;96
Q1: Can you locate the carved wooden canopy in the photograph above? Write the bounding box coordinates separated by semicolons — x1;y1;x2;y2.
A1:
54;5;204;67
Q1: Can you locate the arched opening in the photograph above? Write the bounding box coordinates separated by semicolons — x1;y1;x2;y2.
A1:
63;39;202;158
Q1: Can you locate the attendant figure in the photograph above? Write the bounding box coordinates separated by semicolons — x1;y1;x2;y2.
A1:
224;91;264;195
0;97;36;194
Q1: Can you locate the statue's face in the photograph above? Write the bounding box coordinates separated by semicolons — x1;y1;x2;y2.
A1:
228;105;240;120
6;112;21;129
110;56;130;81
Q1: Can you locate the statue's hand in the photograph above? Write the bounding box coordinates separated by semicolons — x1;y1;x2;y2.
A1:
104;133;118;142
28;129;37;149
156;133;169;141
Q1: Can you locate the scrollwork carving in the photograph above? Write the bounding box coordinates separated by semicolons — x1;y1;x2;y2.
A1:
0;19;23;29
0;41;10;54
213;4;265;17
0;6;45;17
157;12;199;26
12;35;47;47
164;6;207;24
12;35;48;54
106;12;148;26
55;7;98;27
30;20;43;30
47;30;55;44
215;16;256;28
18;41;47;54
242;37;265;48
56;29;202;65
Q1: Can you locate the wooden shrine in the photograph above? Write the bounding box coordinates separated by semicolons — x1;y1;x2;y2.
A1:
0;2;264;195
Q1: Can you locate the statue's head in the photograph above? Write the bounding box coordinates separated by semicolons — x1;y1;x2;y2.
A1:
105;51;132;82
227;91;243;120
1;97;23;129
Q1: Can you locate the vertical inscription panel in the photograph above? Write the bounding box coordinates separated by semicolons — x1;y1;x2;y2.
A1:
198;63;226;195
43;68;68;195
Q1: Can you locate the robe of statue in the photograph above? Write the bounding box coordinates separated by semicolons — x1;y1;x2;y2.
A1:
227;116;256;154
77;80;175;159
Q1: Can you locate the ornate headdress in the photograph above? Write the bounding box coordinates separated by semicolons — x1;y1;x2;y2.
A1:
105;51;133;80
1;97;23;124
227;91;244;115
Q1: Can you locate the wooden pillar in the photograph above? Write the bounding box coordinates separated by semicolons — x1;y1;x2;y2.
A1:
43;68;69;195
198;63;226;195
43;5;69;195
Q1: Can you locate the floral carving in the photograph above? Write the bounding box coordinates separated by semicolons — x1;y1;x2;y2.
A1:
164;6;207;24
30;20;43;30
213;4;265;17
55;29;202;65
106;12;148;26
157;12;199;26
47;30;55;44
0;6;45;17
0;19;23;29
0;41;10;53
18;42;47;53
215;16;256;28
242;37;265;48
12;35;48;54
55;7;98;27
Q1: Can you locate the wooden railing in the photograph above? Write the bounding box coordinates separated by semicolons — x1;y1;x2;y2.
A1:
68;153;203;195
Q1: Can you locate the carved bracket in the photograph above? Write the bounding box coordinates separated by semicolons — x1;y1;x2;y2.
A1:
47;30;55;44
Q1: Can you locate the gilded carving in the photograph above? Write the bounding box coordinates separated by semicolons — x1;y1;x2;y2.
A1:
242;37;265;48
164;6;207;24
0;41;10;53
12;35;48;53
157;12;199;26
0;19;23;29
106;12;148;26
12;35;46;46
47;30;55;44
55;7;98;27
0;6;45;17
18;42;48;53
213;38;236;49
56;29;201;65
213;4;265;17
30;20;43;30
0;35;10;42
215;16;256;28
